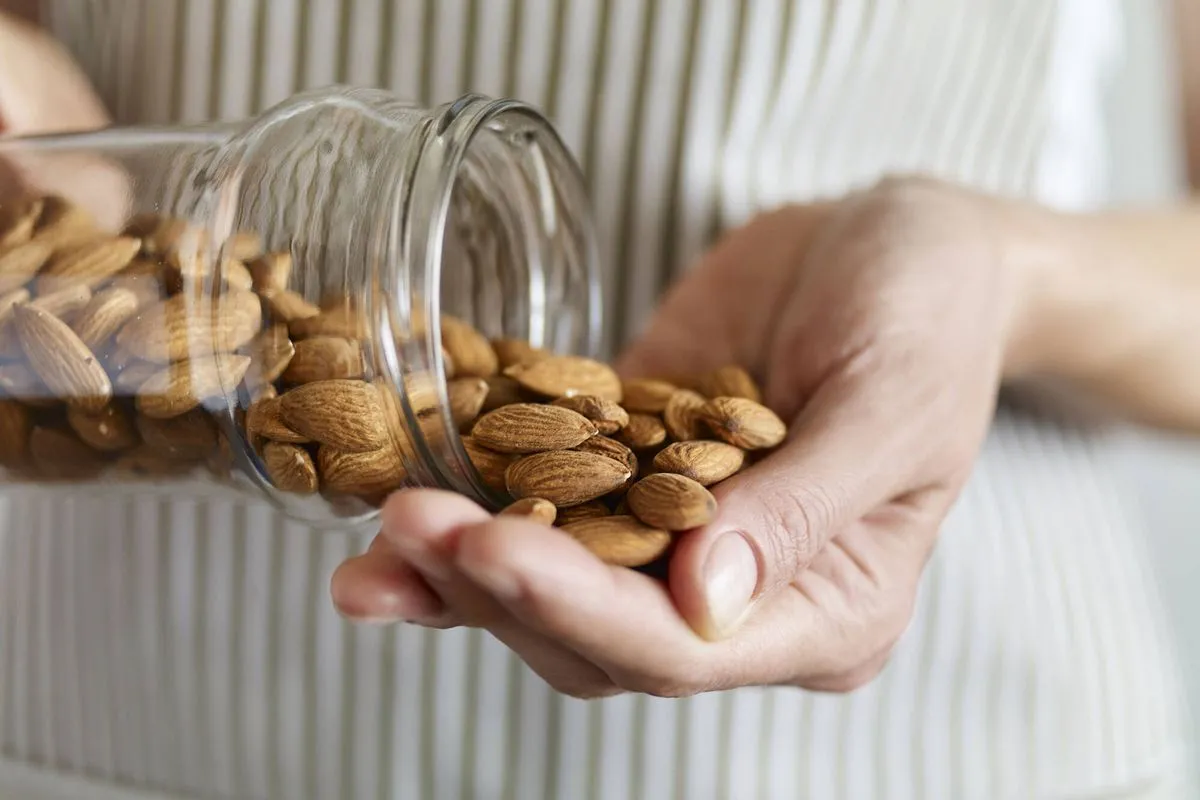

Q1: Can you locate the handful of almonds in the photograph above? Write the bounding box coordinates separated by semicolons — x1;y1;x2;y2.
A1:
0;193;789;568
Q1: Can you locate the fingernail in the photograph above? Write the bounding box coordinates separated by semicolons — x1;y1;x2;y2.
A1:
702;532;759;638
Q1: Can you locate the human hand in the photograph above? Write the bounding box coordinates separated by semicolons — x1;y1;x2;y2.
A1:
332;176;1033;696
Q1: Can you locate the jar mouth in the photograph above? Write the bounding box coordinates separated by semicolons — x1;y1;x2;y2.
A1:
383;95;601;511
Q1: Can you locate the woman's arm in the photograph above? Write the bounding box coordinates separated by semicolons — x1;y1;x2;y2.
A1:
1002;201;1200;432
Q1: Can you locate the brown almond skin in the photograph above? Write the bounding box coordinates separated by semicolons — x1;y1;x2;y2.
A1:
135;408;218;458
32;195;97;252
29;425;109;479
554;500;611;526
0;197;43;250
447;377;489;429
71;287;141;350
0;399;33;466
490;338;549;369
116;290;263;362
559;516;671;567
505;450;630;507
13;303;113;413
264;289;321;322
246;396;310;443
462;436;517;492
262;441;319;494
499;497;557;525
279;379;387;452
627;473;718;531
0;240;53;294
663;389;709;442
288;302;365;339
615;413;667;451
620;378;678;414
29;283;92;320
573;435;638;477
653;440;746;486
66;403;139;452
35;236;141;293
505;355;622;402
471;403;597;454
249;251;293;293
281;336;364;383
136;354;252;419
697;365;762;403
318;443;408;497
0;362;53;404
113;360;165;395
551;395;629;435
440;315;499;377
480;375;525;412
702;397;788;450
225;231;263;261
241;324;295;386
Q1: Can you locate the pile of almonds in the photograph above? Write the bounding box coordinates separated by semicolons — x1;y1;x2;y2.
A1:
442;335;787;567
0;192;789;567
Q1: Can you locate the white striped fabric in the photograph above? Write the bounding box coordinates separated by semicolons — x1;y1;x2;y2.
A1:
0;1;1196;798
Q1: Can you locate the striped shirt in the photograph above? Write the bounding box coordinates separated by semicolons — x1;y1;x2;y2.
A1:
1;1;1197;798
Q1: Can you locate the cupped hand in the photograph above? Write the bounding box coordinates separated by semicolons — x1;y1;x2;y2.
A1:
332;176;1033;696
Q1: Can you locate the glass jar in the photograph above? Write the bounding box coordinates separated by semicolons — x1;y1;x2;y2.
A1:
0;86;601;528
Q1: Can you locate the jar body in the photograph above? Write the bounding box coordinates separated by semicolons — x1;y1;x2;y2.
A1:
0;87;600;527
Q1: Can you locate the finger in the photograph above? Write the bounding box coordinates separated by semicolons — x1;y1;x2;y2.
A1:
456;514;912;693
669;369;908;640
379;490;618;697
330;550;457;628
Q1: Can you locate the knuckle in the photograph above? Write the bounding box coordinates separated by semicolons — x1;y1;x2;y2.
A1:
616;663;712;699
754;480;844;576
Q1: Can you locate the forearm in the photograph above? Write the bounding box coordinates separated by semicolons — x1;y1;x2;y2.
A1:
1003;201;1200;433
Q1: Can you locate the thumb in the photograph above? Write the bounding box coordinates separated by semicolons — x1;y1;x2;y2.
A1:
667;373;898;641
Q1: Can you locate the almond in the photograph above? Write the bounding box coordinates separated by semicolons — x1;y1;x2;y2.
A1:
106;259;170;306
112;444;201;477
32;195;97;251
29;283;92;322
627;473;717;530
461;436;517;492
241;324;295;387
0;400;33;465
440;347;456;380
13;303;112;412
551;395;628;435
0;242;54;300
29;425;109;479
505;355;622;402
620;378;678;414
136;354;252;419
35;236;141;293
71;287;141;350
490;338;549;369
652;440;746;486
481;375;524;412
249;251;292;293
224;231;263;261
220;258;254;292
262;441;318;494
116;290;262;362
246;395;309;443
135;408;217;458
440;315;498;377
559;516;671;567
573;435;638;478
697;365;761;403
318;443;408;497
471;403;597;453
124;214;189;256
499;497;557;525
702;397;787;450
279;379;387;452
554;500;611;526
264;289;320;323
663;389;709;442
615;413;666;451
505;450;630;506
447;377;489;429
288;302;365;339
113;359;164;395
280;336;363;384
67;403;139;452
0;197;43;250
